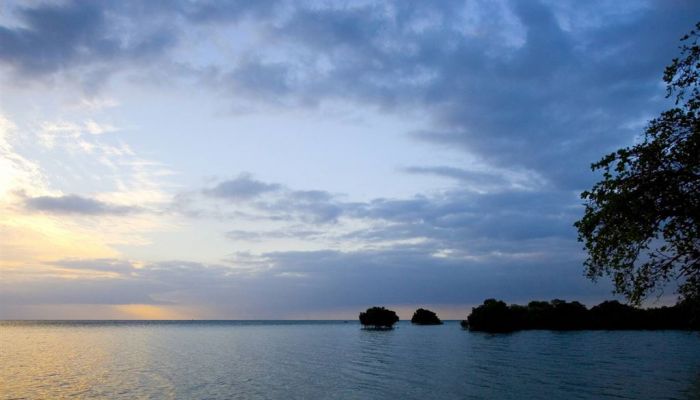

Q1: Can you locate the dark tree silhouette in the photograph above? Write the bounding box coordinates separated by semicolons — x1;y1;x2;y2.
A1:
410;308;443;325
462;298;698;333
359;306;399;329
461;299;516;333
575;23;700;305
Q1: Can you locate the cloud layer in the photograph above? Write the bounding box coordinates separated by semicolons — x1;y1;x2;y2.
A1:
1;0;696;318
24;194;139;215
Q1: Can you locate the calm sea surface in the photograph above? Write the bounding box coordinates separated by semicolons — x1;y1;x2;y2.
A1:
1;320;699;399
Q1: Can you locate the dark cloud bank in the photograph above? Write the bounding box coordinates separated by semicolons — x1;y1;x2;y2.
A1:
3;0;696;190
3;0;696;186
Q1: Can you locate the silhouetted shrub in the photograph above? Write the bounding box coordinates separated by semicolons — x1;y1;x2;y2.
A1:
359;307;399;329
462;299;697;333
411;308;442;325
464;299;516;333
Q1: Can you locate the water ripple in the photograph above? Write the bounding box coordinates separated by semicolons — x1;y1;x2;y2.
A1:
1;321;699;399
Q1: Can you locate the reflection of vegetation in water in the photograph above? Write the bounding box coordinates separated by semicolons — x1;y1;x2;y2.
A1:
359;307;399;329
461;298;700;333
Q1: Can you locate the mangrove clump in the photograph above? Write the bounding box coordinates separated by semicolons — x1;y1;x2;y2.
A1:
359;306;399;329
462;298;699;333
411;308;443;325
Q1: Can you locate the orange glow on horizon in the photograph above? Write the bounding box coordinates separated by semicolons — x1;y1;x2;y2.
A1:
113;304;191;320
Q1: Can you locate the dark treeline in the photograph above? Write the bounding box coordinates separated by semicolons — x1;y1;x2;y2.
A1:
461;299;700;333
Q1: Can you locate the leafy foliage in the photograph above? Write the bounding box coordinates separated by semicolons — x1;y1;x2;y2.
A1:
359;306;399;329
410;308;443;325
575;23;700;304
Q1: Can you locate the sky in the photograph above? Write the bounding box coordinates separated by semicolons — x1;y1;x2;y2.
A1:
1;0;698;320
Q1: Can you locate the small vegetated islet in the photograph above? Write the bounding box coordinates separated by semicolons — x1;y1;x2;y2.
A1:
411;308;443;325
359;307;399;329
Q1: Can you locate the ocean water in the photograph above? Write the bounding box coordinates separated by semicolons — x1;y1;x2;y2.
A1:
1;321;699;399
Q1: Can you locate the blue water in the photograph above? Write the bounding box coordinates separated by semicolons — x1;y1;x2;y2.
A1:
1;321;699;399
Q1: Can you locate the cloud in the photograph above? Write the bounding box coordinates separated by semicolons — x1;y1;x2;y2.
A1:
0;1;177;78
226;59;293;101
203;173;282;200
49;258;137;274
37;120;117;149
401;165;545;192
2;1;697;191
344;189;580;246
0;248;612;318
181;0;278;24
403;165;504;182
203;0;698;189
0;277;164;306
226;228;324;242
24;194;140;215
266;190;344;224
199;174;343;223
188;173;582;282
2;1;696;317
197;171;578;244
